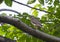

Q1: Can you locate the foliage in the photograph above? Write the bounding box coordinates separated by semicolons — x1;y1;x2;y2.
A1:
38;0;44;5
27;0;36;4
0;0;3;4
0;0;60;42
4;0;13;7
0;0;13;7
0;13;44;42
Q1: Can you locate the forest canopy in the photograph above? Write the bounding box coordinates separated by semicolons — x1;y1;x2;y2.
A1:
0;0;60;42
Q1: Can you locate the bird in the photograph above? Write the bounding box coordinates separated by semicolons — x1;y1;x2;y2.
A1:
30;16;42;30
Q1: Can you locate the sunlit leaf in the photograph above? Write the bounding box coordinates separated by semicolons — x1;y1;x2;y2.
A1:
32;10;38;17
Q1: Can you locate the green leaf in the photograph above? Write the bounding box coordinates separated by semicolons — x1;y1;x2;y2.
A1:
38;0;44;5
1;13;7;16
27;0;36;4
0;0;3;4
4;0;12;7
32;10;38;17
54;0;59;7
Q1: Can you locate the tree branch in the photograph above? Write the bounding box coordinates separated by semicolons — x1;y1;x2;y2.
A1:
13;0;54;14
0;36;16;42
0;9;20;14
0;15;60;42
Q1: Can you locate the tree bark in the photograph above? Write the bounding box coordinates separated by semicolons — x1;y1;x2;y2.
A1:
0;15;60;42
0;36;16;42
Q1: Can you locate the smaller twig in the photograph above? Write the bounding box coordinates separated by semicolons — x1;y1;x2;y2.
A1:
0;9;20;14
13;0;54;14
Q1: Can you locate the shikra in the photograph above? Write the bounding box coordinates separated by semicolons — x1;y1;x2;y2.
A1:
30;16;42;30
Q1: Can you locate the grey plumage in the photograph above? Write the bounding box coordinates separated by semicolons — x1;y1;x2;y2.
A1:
30;16;42;29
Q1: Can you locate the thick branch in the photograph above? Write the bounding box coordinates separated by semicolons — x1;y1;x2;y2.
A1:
0;36;16;42
13;0;54;14
0;15;60;42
